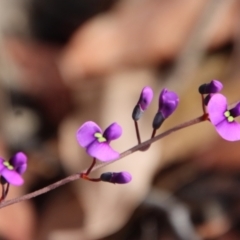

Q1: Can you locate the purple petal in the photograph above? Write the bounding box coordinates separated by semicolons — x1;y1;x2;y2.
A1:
87;141;119;161
215;120;240;141
230;102;240;118
207;94;227;125
77;121;102;148
103;122;122;141
1;168;24;186
10;152;27;174
111;172;132;184
100;171;132;184
199;80;223;94
0;158;5;172
159;88;179;118
210;80;223;93
138;86;154;111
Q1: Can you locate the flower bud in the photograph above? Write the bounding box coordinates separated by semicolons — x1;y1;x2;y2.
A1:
198;80;223;94
152;112;164;130
158;88;179;119
132;86;153;121
230;102;240;118
132;105;143;121
100;171;132;184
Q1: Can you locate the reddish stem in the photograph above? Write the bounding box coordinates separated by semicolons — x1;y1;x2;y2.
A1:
0;183;10;202
151;129;157;139
85;158;96;176
134;120;141;144
4;183;10;199
0;184;5;202
80;174;101;182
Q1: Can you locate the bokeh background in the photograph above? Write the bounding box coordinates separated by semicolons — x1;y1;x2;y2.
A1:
0;0;240;239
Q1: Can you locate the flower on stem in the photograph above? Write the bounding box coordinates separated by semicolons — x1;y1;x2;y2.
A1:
198;80;223;94
152;88;179;129
0;152;27;186
208;93;240;141
132;86;153;121
77;121;122;161
100;171;132;184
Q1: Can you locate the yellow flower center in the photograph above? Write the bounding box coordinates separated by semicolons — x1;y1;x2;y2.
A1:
3;161;14;170
94;133;107;143
224;111;234;122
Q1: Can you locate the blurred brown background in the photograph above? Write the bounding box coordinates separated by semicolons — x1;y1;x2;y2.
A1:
0;0;240;239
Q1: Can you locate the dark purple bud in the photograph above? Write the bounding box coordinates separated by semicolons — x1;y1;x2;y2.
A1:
198;80;223;94
100;172;112;182
152;112;164;130
158;88;179;119
132;87;153;121
0;177;7;185
100;171;132;184
103;122;122;141
204;94;213;106
230;102;240;118
132;105;143;121
138;87;154;111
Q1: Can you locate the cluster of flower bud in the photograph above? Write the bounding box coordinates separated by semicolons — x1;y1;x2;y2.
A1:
132;86;179;130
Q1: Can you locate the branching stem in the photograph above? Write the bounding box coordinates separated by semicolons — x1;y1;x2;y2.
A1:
0;115;207;209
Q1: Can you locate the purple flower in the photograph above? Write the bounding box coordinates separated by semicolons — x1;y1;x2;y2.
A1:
77;121;122;161
199;80;223;94
100;171;132;184
152;88;179;129
132;86;153;121
0;152;27;186
158;88;179;118
208;93;240;141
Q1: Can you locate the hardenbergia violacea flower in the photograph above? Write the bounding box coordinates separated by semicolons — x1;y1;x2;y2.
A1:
132;86;153;144
207;93;240;141
0;152;27;201
77;121;129;184
77;121;122;162
198;80;223;94
132;86;153;121
152;88;179;133
199;80;223;113
100;172;132;184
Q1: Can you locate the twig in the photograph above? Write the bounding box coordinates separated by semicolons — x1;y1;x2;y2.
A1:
0;115;206;209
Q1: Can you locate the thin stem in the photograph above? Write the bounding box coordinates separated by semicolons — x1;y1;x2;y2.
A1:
4;183;10;199
85;158;96;175
139;128;156;151
201;94;206;114
134;120;141;144
151;129;157;139
0;115;207;209
81;174;101;182
0;184;5;202
0;174;81;208
0;183;9;202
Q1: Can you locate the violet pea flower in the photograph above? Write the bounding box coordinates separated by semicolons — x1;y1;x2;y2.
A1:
132;86;153;121
152;88;179;129
198;80;223;94
208;93;240;141
100;171;132;184
0;152;27;186
77;121;122;161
